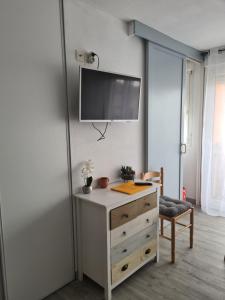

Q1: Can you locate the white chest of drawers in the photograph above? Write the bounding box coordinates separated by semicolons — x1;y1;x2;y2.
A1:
74;183;160;300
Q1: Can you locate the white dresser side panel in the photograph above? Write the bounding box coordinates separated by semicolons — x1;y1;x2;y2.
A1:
81;201;108;287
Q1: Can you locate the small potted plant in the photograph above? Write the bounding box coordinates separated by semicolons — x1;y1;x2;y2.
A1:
120;166;135;182
81;159;94;194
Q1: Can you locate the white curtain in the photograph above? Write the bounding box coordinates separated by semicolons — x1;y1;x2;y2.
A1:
201;48;225;217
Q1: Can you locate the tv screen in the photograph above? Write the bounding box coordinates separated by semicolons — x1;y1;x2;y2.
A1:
79;68;141;122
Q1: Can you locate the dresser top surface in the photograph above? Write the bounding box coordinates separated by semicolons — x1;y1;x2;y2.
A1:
74;182;160;210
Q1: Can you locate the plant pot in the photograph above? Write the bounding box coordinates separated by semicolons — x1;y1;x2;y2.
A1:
82;185;92;194
121;174;134;182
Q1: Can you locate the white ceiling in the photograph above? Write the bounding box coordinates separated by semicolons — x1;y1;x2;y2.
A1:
78;0;225;51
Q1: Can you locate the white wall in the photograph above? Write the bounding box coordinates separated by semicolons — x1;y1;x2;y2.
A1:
0;1;74;299
64;0;145;192
183;61;204;202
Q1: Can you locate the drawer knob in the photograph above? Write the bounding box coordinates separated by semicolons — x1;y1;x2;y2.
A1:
122;231;127;236
122;213;129;219
145;202;151;207
122;249;127;253
145;248;151;255
121;264;129;272
146;234;151;239
146;218;150;223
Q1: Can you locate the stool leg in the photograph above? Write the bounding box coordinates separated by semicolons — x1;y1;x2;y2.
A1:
161;218;164;236
190;208;194;248
171;218;176;263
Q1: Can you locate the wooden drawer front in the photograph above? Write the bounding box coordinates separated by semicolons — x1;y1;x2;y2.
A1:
111;224;157;264
140;239;157;262
111;250;140;284
137;192;157;215
110;200;138;230
139;207;158;228
111;208;158;248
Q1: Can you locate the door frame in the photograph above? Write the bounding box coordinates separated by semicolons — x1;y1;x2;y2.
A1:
182;59;204;205
180;58;204;205
179;59;187;200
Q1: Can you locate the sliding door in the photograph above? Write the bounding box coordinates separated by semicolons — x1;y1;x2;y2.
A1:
0;266;4;300
146;43;184;199
0;205;5;300
0;1;74;299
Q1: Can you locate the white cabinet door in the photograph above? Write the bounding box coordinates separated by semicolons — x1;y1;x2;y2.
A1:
0;204;5;300
0;1;74;299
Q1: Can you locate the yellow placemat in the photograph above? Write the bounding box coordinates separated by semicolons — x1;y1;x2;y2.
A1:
111;181;150;195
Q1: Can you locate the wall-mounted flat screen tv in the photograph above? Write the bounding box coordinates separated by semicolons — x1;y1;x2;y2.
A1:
79;67;141;122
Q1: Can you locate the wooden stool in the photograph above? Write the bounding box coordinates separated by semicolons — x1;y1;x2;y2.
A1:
141;168;194;263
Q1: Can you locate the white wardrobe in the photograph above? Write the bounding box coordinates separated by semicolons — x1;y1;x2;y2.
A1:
0;0;74;299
